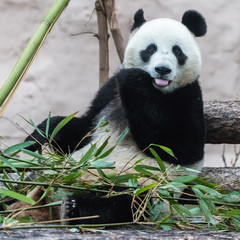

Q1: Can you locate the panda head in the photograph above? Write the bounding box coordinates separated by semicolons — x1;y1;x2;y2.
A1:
123;9;207;93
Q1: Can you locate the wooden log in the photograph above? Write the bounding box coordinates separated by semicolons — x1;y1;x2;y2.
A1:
95;0;109;87
104;0;125;63
205;101;240;144
200;167;240;191
0;227;240;239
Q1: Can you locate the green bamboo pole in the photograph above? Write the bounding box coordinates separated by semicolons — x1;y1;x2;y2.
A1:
0;0;70;111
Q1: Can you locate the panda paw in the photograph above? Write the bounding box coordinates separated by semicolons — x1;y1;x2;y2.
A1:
61;196;79;224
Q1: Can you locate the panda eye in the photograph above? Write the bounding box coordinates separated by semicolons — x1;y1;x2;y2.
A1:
172;45;182;56
140;44;157;62
172;45;187;65
148;46;156;54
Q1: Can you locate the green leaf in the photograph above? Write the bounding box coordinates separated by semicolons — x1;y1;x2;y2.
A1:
95;117;107;128
135;164;161;172
149;200;163;221
38;185;52;202
111;173;140;184
3;141;35;155
195;185;222;198
117;127;129;143
91;159;114;169
96;146;115;160
22;149;49;160
50;112;77;143
199;199;216;225
94;137;110;157
172;204;191;222
45;112;51;137
225;209;240;218
96;168;108;179
0;156;18;173
62;172;82;184
0;189;35;205
149;148;166;173
78;143;97;165
172;175;198;183
150;144;175;158
30;119;46;138
134;165;154;177
134;182;157;195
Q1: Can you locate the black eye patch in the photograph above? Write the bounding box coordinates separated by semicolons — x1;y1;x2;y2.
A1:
172;45;187;65
140;44;157;62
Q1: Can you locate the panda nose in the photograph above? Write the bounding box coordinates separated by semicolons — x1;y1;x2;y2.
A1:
155;66;171;76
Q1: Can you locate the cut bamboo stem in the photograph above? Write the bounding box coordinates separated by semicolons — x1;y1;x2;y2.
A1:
0;0;70;116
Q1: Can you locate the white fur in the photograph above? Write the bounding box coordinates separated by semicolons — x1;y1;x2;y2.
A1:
123;18;202;93
71;123;204;185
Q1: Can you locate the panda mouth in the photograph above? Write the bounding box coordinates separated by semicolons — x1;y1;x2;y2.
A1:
153;78;170;87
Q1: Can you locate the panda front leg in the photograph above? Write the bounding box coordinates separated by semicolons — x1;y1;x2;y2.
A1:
60;193;135;225
25;115;93;154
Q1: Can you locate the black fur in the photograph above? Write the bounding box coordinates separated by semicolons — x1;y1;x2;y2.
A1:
25;76;118;153
64;193;134;224
131;9;146;32
140;43;158;62
182;10;207;37
172;45;187;65
117;68;205;165
27;68;205;165
24;68;205;223
22;9;206;224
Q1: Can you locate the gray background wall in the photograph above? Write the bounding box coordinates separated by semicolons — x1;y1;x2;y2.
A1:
0;0;239;167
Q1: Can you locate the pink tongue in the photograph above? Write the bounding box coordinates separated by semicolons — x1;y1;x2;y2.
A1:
154;78;169;87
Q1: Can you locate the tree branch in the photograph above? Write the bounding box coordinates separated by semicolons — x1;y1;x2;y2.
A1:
104;0;125;63
205;101;240;144
95;0;109;87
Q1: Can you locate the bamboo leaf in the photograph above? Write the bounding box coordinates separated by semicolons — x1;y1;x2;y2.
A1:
0;189;35;205
172;204;191;222
172;175;198;183
78;143;97;165
94;137;110;157
199;199;216;225
30;119;46;138
0;156;18;173
149;148;166;173
50;112;77;143
3;141;35;155
134;165;154;177
117;127;129;143
134;182;157;195
195;185;222;198
150;144;175;158
91;159;114;169
96;146;115;160
111;173;140;184
45;112;51;137
22;149;49;160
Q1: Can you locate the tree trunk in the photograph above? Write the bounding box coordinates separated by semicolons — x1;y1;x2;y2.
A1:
205;101;240;144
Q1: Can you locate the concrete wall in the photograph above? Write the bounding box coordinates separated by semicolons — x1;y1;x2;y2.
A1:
0;0;239;166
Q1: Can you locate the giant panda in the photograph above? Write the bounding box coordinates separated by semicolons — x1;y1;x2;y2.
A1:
7;9;207;225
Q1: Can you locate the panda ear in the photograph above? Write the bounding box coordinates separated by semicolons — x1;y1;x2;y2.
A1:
131;9;146;32
182;10;207;37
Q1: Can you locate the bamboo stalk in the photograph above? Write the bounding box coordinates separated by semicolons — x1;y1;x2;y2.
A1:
0;0;70;116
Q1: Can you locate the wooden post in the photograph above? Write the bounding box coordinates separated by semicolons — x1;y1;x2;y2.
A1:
104;0;125;63
95;0;109;87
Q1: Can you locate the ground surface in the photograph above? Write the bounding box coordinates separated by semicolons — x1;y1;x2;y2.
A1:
1;228;240;240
